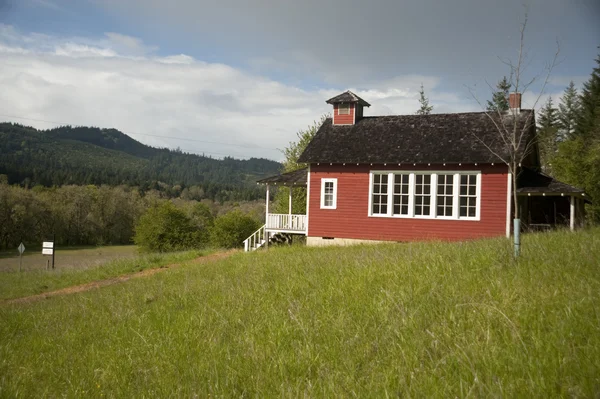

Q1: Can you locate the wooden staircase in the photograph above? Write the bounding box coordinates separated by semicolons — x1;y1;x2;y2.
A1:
243;225;267;252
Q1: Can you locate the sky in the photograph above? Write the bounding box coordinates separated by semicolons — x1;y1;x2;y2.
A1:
0;0;598;161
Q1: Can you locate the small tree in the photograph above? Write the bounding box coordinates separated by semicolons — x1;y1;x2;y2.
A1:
487;76;512;112
273;116;328;214
469;12;559;257
416;84;433;115
210;210;260;249
134;201;202;252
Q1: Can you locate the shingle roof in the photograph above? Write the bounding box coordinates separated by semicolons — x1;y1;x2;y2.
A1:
326;91;371;107
517;168;585;195
256;168;307;186
297;111;535;164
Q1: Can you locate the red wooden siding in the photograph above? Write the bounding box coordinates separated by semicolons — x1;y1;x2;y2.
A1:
333;104;355;125
308;164;508;241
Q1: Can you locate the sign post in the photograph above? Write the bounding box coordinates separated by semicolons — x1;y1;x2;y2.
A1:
42;240;55;269
17;243;25;272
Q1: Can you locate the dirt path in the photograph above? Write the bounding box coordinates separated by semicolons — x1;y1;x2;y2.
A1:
3;250;238;306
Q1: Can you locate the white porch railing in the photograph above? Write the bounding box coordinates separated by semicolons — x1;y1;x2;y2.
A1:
244;225;267;252
266;214;307;232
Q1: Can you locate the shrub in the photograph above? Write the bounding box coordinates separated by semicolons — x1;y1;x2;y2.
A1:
210;209;260;249
134;202;202;252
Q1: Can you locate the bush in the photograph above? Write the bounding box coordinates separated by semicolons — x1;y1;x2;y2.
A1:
134;202;203;252
210;210;260;249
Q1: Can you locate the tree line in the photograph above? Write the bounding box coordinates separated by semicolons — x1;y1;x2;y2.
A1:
0;177;264;251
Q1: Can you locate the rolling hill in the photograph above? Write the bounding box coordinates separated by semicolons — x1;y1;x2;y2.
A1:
0;123;281;200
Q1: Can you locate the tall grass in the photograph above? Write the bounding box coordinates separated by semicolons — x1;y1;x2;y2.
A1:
0;229;599;397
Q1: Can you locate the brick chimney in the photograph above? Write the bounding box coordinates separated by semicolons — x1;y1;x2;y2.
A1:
326;90;371;125
509;92;522;112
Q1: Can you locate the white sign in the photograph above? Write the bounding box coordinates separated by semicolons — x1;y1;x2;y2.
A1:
42;241;54;248
18;243;25;254
42;248;54;255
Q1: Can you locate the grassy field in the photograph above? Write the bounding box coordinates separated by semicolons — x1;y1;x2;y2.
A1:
1;229;599;397
0;247;204;300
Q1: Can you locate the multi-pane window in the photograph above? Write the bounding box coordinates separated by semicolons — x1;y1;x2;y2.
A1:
414;174;431;216
320;178;337;209
436;174;454;217
369;171;480;220
393;174;410;215
459;174;478;217
338;104;350;115
371;173;389;215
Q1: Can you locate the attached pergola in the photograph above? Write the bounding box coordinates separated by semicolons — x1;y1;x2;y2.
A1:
516;168;589;231
256;168;308;234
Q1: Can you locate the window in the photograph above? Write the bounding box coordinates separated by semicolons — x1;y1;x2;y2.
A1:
338;104;350;115
414;174;431;216
459;174;478;218
320;178;337;209
436;174;454;217
371;173;388;215
393;174;410;215
369;171;480;220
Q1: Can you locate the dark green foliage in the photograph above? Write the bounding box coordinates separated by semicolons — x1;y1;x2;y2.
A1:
210;210;260;249
553;49;600;222
416;83;433;115
557;81;581;140
536;96;559;172
487;76;511;112
134;202;202;252
0;123;280;202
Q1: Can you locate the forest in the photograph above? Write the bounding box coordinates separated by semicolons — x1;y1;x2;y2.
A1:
0;123;280;202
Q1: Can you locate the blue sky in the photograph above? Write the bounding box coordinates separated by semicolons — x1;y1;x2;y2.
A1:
0;0;598;160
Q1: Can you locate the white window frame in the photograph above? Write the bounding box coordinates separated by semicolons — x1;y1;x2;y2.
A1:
320;178;338;209
367;171;481;221
338;104;350;115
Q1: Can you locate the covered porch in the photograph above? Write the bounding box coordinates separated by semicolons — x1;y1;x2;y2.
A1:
256;168;308;234
517;168;589;231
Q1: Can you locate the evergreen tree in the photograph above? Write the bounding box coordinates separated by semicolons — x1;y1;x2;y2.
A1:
416;84;433;115
576;50;600;141
554;49;600;222
486;76;511;112
536;96;559;172
557;81;581;141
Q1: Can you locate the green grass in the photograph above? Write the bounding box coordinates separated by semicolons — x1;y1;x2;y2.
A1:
0;249;204;300
1;229;599;397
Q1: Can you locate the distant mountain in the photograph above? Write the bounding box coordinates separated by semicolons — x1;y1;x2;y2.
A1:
0;123;281;201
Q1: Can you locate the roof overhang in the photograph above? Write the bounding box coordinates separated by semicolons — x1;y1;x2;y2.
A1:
256;168;308;187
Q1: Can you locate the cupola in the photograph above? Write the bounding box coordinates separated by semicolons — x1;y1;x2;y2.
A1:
326;90;371;125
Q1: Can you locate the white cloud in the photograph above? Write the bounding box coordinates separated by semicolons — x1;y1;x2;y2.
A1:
0;24;519;160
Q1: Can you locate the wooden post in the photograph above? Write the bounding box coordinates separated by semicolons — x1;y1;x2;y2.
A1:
570;195;575;231
52;234;56;269
289;186;293;216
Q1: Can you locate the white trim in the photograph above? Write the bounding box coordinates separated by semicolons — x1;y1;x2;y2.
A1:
368;170;481;221
506;172;512;238
306;165;311;235
320;178;337;209
570;195;575;231
265;184;270;225
352;104;356;125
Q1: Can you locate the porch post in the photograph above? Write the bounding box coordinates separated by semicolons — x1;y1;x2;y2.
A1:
289;186;293;216
265;184;270;226
570;195;575;231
